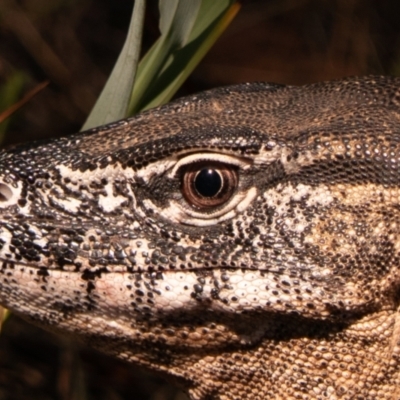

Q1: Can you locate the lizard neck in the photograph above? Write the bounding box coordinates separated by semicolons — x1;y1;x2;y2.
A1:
73;309;399;400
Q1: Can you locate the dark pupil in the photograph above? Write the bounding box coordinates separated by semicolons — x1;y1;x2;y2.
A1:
194;168;222;197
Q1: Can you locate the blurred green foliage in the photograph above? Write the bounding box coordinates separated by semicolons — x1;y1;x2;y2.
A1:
0;71;26;142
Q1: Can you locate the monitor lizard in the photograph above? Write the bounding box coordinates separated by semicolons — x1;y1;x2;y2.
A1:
0;75;399;399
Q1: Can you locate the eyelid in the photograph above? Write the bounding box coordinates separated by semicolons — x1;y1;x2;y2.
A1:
139;152;257;226
168;153;252;179
158;186;258;226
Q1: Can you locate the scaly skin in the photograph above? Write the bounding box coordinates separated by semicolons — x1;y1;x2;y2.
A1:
1;76;400;399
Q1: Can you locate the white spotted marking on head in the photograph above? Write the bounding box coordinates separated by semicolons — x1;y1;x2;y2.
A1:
98;183;126;212
135;157;177;183
263;183;333;234
58;164;132;187
50;196;83;213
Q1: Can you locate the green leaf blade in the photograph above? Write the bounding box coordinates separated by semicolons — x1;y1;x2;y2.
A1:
129;0;239;114
81;0;146;131
0;71;26;143
128;0;202;114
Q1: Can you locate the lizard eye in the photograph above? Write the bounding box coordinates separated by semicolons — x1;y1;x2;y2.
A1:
155;152;257;225
181;162;238;210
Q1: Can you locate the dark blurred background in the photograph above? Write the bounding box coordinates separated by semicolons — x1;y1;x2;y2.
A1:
0;0;400;399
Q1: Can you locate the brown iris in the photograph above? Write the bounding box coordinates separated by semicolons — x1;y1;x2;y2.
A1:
181;161;238;210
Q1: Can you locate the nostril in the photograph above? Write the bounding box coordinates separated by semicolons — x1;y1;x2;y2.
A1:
0;183;13;202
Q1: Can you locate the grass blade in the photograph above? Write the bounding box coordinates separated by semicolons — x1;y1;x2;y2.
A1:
128;0;239;115
0;80;48;124
128;0;202;114
0;71;27;143
139;1;240;112
81;0;146;130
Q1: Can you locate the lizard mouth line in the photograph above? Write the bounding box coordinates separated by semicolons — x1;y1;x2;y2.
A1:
0;257;299;275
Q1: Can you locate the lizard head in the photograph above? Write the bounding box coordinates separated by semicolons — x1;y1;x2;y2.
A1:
1;76;400;398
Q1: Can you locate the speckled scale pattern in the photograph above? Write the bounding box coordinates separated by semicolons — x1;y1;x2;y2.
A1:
1;76;400;399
